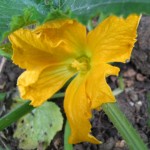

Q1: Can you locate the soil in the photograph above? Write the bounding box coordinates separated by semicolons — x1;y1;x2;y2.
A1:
0;15;150;150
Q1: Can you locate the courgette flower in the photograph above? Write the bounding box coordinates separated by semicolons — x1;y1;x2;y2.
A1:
9;15;140;144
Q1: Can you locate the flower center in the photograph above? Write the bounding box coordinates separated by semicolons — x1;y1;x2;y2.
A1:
71;56;90;73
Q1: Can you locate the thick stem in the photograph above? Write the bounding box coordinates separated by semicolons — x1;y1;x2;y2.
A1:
102;103;148;150
64;120;73;150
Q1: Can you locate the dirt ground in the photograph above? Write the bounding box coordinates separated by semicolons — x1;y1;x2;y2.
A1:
0;15;150;150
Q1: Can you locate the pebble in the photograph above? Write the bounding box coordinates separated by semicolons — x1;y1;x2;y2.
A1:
136;73;146;81
129;92;138;102
105;138;116;150
98;137;116;150
135;101;143;111
115;140;126;148
129;101;134;106
137;101;142;106
53;137;61;149
123;69;136;77
125;87;134;93
125;79;134;87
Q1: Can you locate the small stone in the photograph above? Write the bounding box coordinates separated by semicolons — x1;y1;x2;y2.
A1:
129;101;134;106
124;79;134;87
53;137;61;149
115;140;126;148
136;73;146;81
125;87;134;93
137;101;142;106
105;138;116;150
123;69;136;78
99;138;116;150
128;92;138;102
135;101;142;112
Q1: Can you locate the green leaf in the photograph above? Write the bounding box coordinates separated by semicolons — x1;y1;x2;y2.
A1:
45;9;70;22
0;43;12;59
0;49;11;59
13;102;63;150
1;0;150;41
2;0;149;43
0;0;50;41
60;0;150;24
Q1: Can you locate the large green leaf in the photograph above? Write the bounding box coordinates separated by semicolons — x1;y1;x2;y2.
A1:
13;102;63;150
0;0;150;45
0;0;50;41
1;0;150;42
60;0;150;24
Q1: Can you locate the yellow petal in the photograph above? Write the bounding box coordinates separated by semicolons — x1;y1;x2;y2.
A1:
35;19;74;29
86;63;120;109
9;19;87;70
34;19;87;56
87;14;141;63
64;75;101;144
18;63;75;106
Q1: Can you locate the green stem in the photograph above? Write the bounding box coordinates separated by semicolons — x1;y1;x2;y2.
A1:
51;92;65;99
0;101;33;131
102;103;148;150
64;120;73;150
0;92;65;131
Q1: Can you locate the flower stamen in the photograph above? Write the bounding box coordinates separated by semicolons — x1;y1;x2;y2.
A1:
71;57;90;73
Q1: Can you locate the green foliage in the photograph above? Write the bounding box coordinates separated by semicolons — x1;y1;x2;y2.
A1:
0;0;50;41
0;92;64;132
9;8;36;33
118;76;125;90
60;0;150;24
45;9;70;22
1;0;150;41
13;102;63;150
0;101;34;131
0;43;12;59
0;0;150;43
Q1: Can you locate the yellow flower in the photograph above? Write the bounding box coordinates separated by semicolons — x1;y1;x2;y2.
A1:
9;15;140;144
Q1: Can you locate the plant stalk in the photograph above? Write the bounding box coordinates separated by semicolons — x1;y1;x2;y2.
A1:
102;103;148;150
64;120;73;150
0;92;65;131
